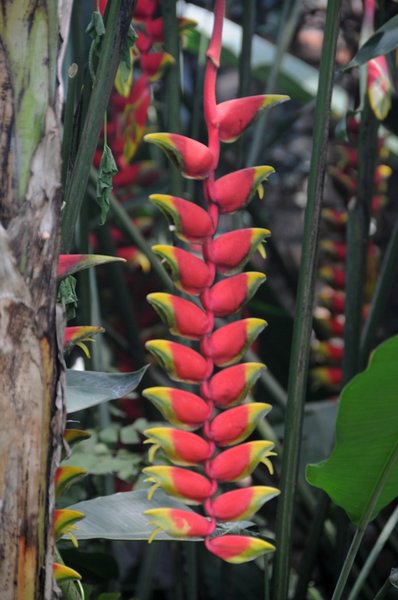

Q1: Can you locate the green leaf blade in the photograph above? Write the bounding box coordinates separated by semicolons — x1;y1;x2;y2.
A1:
306;335;398;525
66;366;148;414
344;15;398;70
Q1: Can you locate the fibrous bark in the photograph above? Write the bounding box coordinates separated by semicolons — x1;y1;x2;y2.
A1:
0;2;69;598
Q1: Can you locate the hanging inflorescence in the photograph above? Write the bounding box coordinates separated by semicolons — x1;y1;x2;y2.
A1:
142;0;288;564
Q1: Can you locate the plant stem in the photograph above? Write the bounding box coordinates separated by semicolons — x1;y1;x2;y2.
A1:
93;218;144;366
161;0;183;196
238;0;255;99
293;493;331;600
184;544;198;600
61;0;134;251
61;63;79;187
342;98;378;382
348;504;398;600
108;191;174;292
373;577;394;600
236;0;255;167
331;446;398;600
360;214;398;367
246;0;301;167
271;2;342;598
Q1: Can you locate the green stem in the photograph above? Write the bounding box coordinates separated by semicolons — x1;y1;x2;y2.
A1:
161;0;183;196
238;0;254;98
342;98;378;382
360;214;398;367
246;0;301;167
61;0;134;251
373;577;394;600
108;191;174;292
271;2;342;598
93;216;144;366
335;96;379;584
184;544;198;600
236;0;255;167
331;446;398;600
293;493;330;600
61;63;79;187
348;504;398;600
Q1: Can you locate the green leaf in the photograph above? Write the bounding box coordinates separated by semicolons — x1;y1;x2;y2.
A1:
67;490;254;542
86;10;105;40
67;490;198;541
57;275;78;320
344;15;398;70
62;444;140;480
66;366;148;414
306;335;398;525
96;143;118;225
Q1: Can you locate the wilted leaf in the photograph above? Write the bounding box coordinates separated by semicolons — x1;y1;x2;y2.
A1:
57;275;78;320
96;144;118;224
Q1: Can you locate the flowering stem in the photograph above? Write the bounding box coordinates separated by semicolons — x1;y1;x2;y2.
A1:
271;1;343;597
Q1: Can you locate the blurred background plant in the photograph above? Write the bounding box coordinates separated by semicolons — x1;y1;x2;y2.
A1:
57;1;398;599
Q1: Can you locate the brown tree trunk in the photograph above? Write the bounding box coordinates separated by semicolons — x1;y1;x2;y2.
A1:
0;2;67;598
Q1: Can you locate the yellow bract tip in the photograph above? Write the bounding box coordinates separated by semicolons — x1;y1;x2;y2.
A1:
257;243;267;259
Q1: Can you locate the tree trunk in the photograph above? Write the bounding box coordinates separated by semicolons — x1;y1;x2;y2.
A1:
0;2;67;598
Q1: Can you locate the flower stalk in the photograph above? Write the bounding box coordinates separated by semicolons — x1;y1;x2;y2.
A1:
143;0;287;563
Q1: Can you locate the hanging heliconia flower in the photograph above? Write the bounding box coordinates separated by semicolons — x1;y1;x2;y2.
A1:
143;0;287;564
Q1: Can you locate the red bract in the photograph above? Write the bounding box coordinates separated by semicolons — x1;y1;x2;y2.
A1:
143;466;214;504
206;362;265;408
200;318;267;366
152;245;213;295
143;387;211;430
209;441;275;482
144;427;211;465
209;402;271;446
147;293;211;339
135;0;157;18
201;272;266;317
217;95;288;143
150;194;215;242
140;52;175;81
145;508;213;539
144;133;214;179
211;486;280;521
205;535;275;564
145;340;210;383
203;228;270;274
143;0;283;563
213;166;274;213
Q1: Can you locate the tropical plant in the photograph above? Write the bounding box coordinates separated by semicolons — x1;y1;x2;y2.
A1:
2;1;398;600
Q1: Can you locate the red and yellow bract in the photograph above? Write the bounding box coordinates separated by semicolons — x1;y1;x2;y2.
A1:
143;0;285;563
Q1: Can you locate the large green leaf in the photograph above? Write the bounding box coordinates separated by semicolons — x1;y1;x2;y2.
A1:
345;15;398;69
66;366;148;414
306;336;398;525
67;490;253;542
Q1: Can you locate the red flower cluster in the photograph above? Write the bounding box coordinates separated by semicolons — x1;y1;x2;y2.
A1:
142;0;288;563
313;116;391;393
